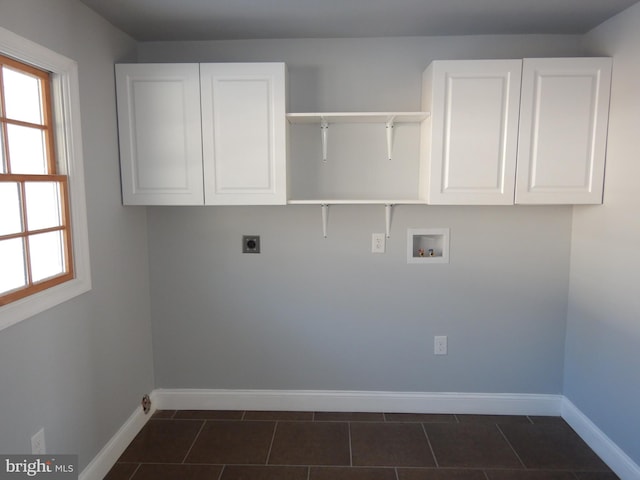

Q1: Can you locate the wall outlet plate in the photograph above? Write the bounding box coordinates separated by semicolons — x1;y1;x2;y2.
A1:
242;235;261;254
434;335;448;355
31;428;46;454
372;233;386;253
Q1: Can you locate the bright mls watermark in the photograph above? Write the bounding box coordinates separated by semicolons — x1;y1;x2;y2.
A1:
0;456;77;479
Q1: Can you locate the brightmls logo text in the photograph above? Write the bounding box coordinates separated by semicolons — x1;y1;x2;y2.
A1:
0;456;77;479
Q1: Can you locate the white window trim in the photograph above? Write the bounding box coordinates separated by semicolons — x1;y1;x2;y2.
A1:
0;27;92;331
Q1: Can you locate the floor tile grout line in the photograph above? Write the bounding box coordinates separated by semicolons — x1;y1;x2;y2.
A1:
264;420;279;465
216;465;225;480
421;422;440;468
495;424;527;469
306;465;311;480
348;422;353;467
482;469;491;480
126;463;141;480
394;466;400;480
180;420;207;464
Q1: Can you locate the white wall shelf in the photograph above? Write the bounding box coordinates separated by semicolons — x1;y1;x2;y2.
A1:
312;203;396;239
287;199;424;205
289;117;427;200
288;112;429;162
286;112;429;124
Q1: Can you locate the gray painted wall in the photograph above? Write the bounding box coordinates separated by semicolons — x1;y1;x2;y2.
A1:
3;2;636;469
0;0;154;470
565;3;640;465
139;36;583;393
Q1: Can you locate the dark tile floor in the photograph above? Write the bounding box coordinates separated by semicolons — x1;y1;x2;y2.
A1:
105;411;619;480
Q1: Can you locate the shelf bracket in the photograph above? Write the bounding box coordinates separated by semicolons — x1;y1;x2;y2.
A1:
321;204;329;238
385;117;395;161
320;120;329;162
385;204;393;238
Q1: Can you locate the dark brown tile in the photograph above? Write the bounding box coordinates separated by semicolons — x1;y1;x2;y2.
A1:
151;410;176;419
104;463;139;480
528;416;568;425
486;471;576;480
385;413;456;423
131;464;223;480
398;469;487;479
456;415;531;424
310;466;397;480
268;421;350;466
314;412;385;422
244;410;313;421
425;423;522;469
174;410;244;420
499;423;610;471
350;422;436;467
185;420;275;464
118;419;203;463
574;472;620;480
220;465;308;480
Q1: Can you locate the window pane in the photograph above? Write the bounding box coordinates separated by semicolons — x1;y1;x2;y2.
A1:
25;181;61;231
7;124;47;174
29;230;65;283
0;238;27;294
0;128;6;174
2;66;44;125
0;182;23;236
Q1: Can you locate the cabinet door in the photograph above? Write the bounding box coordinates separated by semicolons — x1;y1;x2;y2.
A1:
423;60;522;205
200;63;287;205
516;58;612;204
115;64;204;205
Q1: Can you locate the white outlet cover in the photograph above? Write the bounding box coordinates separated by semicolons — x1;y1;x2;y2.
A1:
434;335;448;355
372;233;386;253
31;428;46;454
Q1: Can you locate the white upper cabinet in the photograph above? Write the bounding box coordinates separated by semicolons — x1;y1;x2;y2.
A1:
115;62;287;206
422;60;522;205
200;63;287;205
515;58;612;204
116;63;204;205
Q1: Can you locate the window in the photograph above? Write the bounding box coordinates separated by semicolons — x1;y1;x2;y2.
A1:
0;27;91;331
1;55;74;306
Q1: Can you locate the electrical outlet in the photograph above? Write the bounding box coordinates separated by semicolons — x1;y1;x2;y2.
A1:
31;428;46;454
434;335;447;355
372;233;385;253
242;235;260;254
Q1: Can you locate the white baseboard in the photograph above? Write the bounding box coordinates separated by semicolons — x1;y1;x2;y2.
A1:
151;388;563;416
561;398;640;480
78;401;155;480
79;389;640;480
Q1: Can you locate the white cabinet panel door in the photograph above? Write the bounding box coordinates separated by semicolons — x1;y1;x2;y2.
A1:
423;60;522;205
116;63;203;205
200;63;287;205
516;58;612;204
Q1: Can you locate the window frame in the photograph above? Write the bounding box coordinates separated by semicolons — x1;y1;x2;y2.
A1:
1;55;75;305
0;26;92;331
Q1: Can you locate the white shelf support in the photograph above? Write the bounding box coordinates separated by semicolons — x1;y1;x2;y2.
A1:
320;120;329;162
385;204;393;238
385;118;395;160
321;204;329;238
